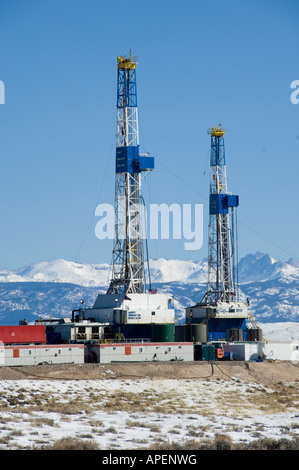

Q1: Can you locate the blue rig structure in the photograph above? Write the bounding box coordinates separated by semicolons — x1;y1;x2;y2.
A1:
186;125;252;343
107;51;154;295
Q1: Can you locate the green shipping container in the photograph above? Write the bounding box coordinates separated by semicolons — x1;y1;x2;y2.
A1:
200;344;215;361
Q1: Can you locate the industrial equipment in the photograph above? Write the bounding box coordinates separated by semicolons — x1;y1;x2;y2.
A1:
76;52;175;340
186;126;250;341
108;51;154;295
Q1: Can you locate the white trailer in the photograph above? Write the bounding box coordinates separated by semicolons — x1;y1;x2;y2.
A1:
262;341;299;362
87;342;194;364
223;342;263;361
223;341;299;362
0;344;85;366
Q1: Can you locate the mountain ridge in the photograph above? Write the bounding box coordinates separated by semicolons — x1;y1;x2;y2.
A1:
1;251;298;286
0;252;298;325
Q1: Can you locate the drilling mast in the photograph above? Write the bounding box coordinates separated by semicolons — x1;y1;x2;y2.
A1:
186;125;250;341
79;52;175;338
107;51;154;295
207;125;239;304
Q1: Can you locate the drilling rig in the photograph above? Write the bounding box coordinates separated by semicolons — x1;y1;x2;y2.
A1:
107;52;153;295
77;52;175;341
186;126;250;342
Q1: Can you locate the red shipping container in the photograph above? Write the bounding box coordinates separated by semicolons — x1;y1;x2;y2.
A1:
0;325;46;345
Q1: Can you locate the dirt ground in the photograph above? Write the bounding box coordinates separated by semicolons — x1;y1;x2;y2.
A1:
0;360;299;385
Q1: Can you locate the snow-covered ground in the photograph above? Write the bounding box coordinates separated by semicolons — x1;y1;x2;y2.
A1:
0;370;299;450
261;322;299;342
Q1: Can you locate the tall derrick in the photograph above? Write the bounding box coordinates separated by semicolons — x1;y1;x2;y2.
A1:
108;52;154;295
79;52;175;335
207;125;239;304
186;126;250;342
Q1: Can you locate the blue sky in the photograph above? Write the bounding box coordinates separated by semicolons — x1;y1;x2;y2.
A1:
0;0;298;269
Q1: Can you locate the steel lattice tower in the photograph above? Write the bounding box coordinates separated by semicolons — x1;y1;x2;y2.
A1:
107;52;154;295
207;126;239;304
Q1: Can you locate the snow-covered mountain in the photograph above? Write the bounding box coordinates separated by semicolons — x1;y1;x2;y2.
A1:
238;252;299;283
147;258;207;284
0;257;208;286
236;252;299;322
0;259;112;287
0;252;298;326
